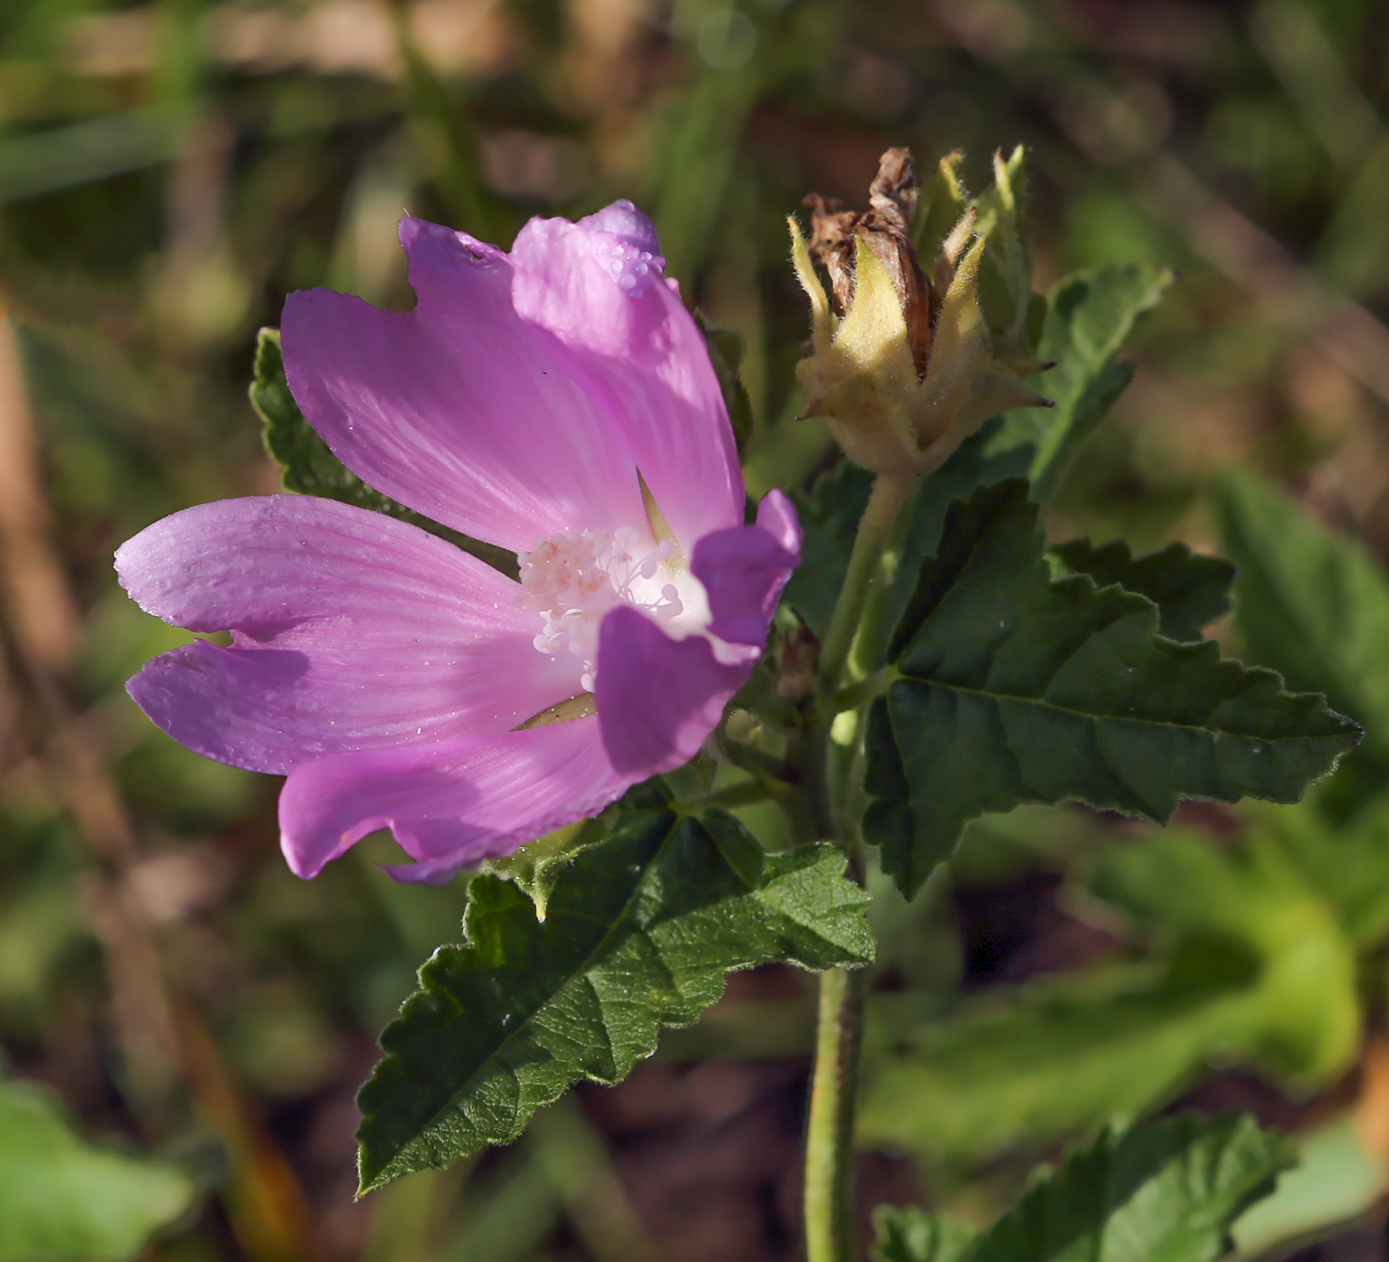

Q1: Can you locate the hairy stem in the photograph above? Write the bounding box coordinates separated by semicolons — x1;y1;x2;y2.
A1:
818;475;913;692
803;945;867;1262
801;472;914;1262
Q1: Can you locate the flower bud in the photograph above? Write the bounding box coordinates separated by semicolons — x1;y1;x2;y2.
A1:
790;147;1049;479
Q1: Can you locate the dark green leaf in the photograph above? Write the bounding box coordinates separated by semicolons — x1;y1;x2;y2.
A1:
1214;470;1389;757
870;419;1035;670
0;1078;195;1262
783;460;874;634
865;479;1359;897
356;808;871;1192
872;1116;1291;1262
989;265;1172;501
250;327;517;578
695;309;754;456
1049;539;1235;643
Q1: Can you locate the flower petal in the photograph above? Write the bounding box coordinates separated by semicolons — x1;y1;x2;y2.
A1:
595;605;748;777
117;495;580;775
509;206;744;554
692;490;802;646
281;218;648;554
278;718;631;881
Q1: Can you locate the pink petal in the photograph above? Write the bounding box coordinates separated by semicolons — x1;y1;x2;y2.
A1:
278;718;632;881
508;205;744;555
281;218;648;555
117;496;580;774
692;490;802;646
595;605;749;777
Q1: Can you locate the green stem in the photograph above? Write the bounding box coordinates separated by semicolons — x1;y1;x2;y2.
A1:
800;472;914;1262
818;475;913;692
803;943;867;1262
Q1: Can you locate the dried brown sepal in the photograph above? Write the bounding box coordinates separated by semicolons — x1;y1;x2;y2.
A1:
789;145;1050;480
803;148;934;377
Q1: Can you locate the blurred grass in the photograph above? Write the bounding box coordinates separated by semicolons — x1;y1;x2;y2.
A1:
3;0;1389;1259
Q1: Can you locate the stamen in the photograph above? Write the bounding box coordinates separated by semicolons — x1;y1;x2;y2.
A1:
516;527;708;688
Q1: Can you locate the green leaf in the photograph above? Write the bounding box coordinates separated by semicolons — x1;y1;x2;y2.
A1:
0;1078;195;1262
872;1206;976;1262
1049;539;1235;643
1252;795;1389;947
1214;470;1389;759
989;265;1172;501
355;807;872;1192
1089;830;1361;1085
864;479;1360;897
694;310;754;456
874;1114;1292;1262
478;813;614;923
863;820;1361;1161
250;327;517;578
861;964;1245;1160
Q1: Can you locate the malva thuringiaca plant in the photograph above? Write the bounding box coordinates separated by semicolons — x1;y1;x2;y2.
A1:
117;148;1361;1262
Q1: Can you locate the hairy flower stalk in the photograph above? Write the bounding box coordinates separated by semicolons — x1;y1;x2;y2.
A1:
117;201;800;883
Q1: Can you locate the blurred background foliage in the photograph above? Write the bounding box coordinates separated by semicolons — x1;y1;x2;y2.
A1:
5;0;1389;1259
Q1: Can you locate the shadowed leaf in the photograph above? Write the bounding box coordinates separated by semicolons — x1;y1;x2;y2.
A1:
251;327;517;577
1049;538;1235;642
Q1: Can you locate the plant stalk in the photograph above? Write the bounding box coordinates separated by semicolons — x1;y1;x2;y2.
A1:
801;471;913;1262
803;951;867;1262
817;475;913;692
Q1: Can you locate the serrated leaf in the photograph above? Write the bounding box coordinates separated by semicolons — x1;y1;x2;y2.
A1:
0;1078;195;1262
864;479;1359;897
694;309;754;455
356;808;871;1192
1049;539;1235;643
988;265;1172;501
250;327;517;577
873;1115;1291;1262
1214;470;1389;758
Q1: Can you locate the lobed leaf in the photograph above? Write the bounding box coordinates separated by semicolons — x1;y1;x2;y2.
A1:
1049;538;1234;643
987;264;1172;500
251;327;517;577
864;479;1360;897
355;807;871;1192
872;1113;1293;1262
1214;470;1389;758
0;1078;195;1262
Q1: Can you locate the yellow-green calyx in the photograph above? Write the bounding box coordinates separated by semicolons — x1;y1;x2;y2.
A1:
790;148;1050;479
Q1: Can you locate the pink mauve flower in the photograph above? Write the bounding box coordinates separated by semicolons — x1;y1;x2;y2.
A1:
116;201;800;883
